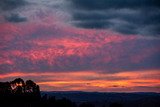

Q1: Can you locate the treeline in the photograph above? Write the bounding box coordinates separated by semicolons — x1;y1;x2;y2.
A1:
0;78;122;107
0;93;123;107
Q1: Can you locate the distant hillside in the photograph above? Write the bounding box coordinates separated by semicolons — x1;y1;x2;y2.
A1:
41;91;160;107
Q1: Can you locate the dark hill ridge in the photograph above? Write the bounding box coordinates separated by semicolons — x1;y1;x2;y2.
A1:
41;91;160;107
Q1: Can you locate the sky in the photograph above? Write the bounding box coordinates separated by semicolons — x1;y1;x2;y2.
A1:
0;0;160;92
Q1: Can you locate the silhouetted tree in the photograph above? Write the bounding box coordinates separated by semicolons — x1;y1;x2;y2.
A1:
25;80;36;92
13;78;25;84
11;78;25;93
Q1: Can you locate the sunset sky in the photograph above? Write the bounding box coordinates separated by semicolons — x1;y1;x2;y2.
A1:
0;0;160;92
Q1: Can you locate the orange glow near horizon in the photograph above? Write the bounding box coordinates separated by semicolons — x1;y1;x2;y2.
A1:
0;70;159;92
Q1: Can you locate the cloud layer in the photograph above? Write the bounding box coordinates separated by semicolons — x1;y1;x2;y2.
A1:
5;13;27;22
0;0;27;11
0;0;160;92
0;0;28;23
69;0;160;37
1;20;160;73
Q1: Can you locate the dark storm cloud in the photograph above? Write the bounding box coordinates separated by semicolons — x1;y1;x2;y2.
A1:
0;0;28;23
70;0;160;10
69;0;160;37
0;0;27;11
5;14;27;23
